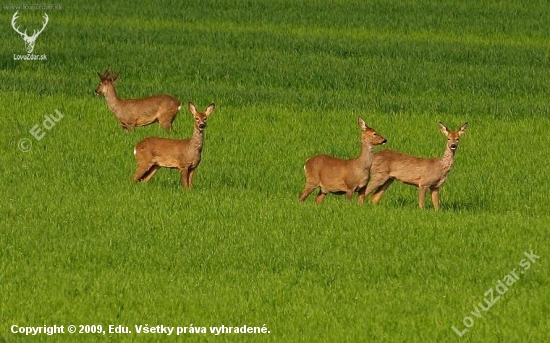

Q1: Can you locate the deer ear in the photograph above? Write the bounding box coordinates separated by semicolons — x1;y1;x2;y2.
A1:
205;103;215;117
97;72;103;79
188;102;197;115
458;122;468;136
111;72;120;81
358;117;368;130
439;122;449;136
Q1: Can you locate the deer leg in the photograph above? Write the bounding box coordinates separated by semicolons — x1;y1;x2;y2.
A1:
364;176;388;202
140;165;160;182
180;168;190;188
431;188;440;210
167;109;179;124
371;179;394;204
299;178;319;202
345;190;354;202
315;190;327;204
299;184;317;202
418;185;429;209
160;106;179;123
133;163;154;182
364;180;381;198
159;117;173;131
123;122;135;132
357;186;367;204
187;168;196;188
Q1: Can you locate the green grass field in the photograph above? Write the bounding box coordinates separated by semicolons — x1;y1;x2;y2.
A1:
1;1;549;342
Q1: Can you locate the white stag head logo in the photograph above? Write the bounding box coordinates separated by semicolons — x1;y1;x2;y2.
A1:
11;11;49;54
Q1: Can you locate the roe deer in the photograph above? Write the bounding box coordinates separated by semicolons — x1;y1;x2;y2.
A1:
94;69;181;131
364;122;468;210
299;117;387;204
133;102;215;189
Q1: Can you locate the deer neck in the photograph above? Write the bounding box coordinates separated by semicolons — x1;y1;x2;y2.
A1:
439;146;456;173
357;140;374;170
104;84;123;114
190;127;205;152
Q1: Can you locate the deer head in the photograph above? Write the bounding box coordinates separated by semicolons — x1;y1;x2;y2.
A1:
94;69;120;96
188;102;215;133
11;11;49;54
439;122;468;152
358;117;387;149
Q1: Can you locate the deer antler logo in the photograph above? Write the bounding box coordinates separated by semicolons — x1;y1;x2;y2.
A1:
11;11;49;54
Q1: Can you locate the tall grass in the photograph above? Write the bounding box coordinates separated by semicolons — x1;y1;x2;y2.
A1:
1;1;549;342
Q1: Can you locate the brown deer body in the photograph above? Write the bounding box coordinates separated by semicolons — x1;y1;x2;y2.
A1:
95;69;181;131
133;103;215;188
299;117;387;204
364;122;468;210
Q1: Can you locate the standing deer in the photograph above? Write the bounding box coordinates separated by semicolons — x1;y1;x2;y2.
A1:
94;69;181;131
364;122;468;210
11;11;48;54
133;102;215;189
299;117;387;204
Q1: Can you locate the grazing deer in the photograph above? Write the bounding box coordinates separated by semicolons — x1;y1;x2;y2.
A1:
299;117;387;204
364;122;468;210
94;69;181;131
133;102;215;189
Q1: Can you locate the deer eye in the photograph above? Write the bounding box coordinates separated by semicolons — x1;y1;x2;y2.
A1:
373;133;378;136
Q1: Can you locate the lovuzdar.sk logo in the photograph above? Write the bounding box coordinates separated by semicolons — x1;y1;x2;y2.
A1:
11;10;48;60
